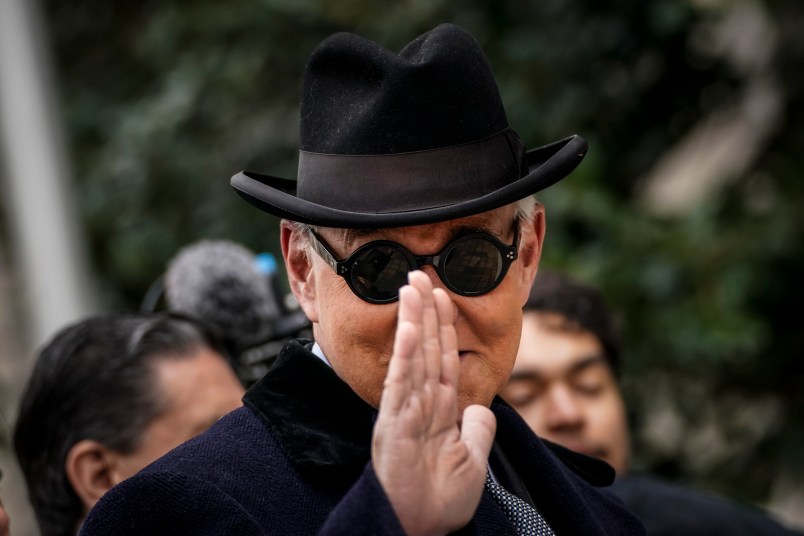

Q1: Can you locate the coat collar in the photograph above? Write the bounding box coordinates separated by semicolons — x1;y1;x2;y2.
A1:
243;339;375;474
243;339;613;486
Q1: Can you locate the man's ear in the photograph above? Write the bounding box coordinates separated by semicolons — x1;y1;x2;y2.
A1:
517;204;546;305
65;439;117;514
280;220;320;323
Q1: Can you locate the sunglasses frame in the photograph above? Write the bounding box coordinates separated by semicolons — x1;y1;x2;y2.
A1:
308;221;520;304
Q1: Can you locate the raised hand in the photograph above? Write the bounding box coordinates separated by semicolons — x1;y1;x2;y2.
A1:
371;271;496;536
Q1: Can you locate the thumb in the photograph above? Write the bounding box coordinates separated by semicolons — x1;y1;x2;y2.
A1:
460;404;496;461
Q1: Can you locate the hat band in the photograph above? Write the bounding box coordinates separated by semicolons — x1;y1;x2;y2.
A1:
296;129;526;214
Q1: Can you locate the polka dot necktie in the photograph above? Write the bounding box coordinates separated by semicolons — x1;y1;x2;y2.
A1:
485;471;556;536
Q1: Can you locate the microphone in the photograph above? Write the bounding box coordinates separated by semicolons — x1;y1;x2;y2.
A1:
153;240;311;383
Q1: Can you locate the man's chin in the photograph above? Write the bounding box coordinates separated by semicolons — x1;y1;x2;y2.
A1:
456;391;496;420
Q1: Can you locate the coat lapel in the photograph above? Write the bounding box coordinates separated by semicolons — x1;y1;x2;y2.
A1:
243;339;375;477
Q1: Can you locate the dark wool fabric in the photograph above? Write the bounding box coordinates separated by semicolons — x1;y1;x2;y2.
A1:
612;474;803;536
299;24;509;155
80;340;645;535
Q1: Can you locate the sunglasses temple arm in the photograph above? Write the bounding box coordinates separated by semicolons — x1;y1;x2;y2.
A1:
309;232;342;273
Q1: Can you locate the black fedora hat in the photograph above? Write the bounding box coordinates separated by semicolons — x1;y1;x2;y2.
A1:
231;23;587;228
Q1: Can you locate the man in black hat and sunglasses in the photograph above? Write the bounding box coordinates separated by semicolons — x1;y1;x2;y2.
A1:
81;24;644;535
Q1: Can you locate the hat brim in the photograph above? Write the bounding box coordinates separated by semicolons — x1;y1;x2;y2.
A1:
231;134;587;228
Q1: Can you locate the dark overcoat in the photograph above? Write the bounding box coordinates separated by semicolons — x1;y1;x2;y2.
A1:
80;340;645;535
612;474;803;535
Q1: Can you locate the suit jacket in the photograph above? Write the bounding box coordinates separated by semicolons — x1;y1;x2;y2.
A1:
80;339;645;535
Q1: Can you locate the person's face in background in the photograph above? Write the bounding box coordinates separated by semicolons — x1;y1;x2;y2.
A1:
66;346;245;517
110;346;245;478
500;311;631;474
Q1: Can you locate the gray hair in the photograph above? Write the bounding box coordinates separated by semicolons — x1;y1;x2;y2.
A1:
289;195;540;254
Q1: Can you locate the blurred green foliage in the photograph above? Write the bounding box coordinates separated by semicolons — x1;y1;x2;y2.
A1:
41;0;804;505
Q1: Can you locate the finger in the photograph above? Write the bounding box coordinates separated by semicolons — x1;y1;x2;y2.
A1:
381;319;418;414
460;404;497;464
382;286;421;413
408;271;441;384
433;288;459;389
397;281;425;391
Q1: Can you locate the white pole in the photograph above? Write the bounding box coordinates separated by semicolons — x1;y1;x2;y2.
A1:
0;0;96;349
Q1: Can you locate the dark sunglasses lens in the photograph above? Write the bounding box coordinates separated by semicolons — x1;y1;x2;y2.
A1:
351;245;411;302
443;238;503;293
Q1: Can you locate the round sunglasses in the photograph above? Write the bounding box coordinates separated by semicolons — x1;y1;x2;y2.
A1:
308;221;520;304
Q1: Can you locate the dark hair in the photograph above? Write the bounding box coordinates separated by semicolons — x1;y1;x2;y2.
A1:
525;271;622;376
13;312;229;536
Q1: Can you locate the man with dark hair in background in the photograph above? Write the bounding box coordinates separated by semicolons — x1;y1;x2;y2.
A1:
502;270;802;535
13;312;244;536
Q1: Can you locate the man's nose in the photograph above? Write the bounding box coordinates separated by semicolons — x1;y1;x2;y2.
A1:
416;266;459;320
544;385;584;431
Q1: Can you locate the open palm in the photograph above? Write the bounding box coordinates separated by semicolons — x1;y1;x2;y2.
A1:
372;271;496;536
